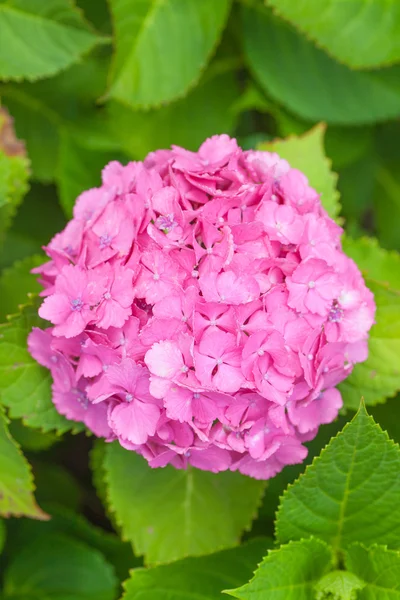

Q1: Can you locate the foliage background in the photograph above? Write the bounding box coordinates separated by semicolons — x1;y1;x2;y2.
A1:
1;0;400;598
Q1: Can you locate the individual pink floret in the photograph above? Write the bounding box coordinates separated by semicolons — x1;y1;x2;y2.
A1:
29;134;375;480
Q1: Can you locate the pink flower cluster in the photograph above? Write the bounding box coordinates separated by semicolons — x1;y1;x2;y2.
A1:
28;135;375;479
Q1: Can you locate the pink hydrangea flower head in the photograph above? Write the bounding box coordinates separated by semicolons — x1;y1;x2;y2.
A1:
28;134;375;480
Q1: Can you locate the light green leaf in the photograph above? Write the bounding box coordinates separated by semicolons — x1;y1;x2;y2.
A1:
259;124;340;219
342;236;400;291
276;405;400;552
242;5;400;125
225;538;333;600
0;297;84;434
266;0;400;69
107;66;239;159
0;0;102;81
3;533;118;600
345;543;400;599
122;538;270;600
0;406;46;519
0;254;43;321
107;0;231;108
339;281;400;408
314;570;365;600
101;441;266;564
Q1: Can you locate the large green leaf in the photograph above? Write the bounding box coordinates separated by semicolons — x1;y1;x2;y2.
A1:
122;538;270;600
266;0;400;69
276;405;400;552
259;124;340;220
0;519;5;552
0;298;84;434
0;254;43;321
373;164;400;251
345;543;400;599
225;538;333;600
339;280;400;409
107;0;231;108
0;0;102;81
107;66;240;159
100;441;265;565
242;5;400;125
3;533;118;600
0;406;46;519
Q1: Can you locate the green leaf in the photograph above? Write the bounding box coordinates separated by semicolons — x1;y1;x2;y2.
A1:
342;236;400;291
259;124;340;220
0;297;84;434
242;5;400;125
0;254;43;321
122;538;270;600
225;538;333;600
339;281;400;408
6;503;138;582
0;0;102;81
266;0;400;70
345;543;400;599
101;441;265;565
314;570;365;600
276;405;400;552
3;533;118;600
32;461;82;512
107;66;240;159
0;406;46;519
107;0;231;108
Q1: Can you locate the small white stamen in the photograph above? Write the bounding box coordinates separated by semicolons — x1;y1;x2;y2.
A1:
125;393;133;402
216;358;223;365
308;280;316;289
181;365;189;373
153;273;160;281
104;292;111;300
307;353;313;361
257;349;264;356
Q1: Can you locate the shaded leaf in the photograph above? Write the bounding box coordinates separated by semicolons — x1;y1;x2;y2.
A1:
225;538;333;600
266;0;400;69
8;419;58;452
276;405;400;552
0;406;46;519
3;532;118;600
0;0;102;81
122;538;270;600
259;124;340;219
242;5;400;125
108;0;231;108
101;441;265;564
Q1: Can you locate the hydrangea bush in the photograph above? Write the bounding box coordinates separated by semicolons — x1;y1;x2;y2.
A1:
28;135;375;480
1;2;400;599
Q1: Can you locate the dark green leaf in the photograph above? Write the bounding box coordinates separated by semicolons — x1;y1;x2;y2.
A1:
3;533;118;600
0;254;43;321
242;5;400;125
